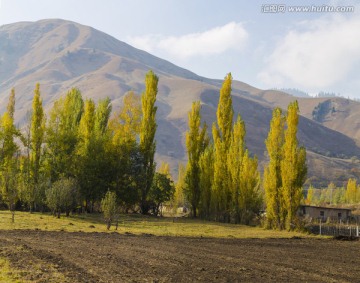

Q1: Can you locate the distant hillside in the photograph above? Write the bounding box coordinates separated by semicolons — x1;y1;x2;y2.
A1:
278;88;310;98
0;19;359;186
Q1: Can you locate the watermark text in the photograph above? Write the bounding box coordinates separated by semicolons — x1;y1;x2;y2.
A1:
261;4;355;13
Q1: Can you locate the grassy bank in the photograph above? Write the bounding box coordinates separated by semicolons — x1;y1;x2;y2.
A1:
0;210;315;239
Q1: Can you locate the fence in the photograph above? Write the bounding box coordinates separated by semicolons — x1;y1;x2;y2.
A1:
307;223;359;237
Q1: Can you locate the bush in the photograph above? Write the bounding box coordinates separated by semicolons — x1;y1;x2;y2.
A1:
46;177;78;218
101;191;118;230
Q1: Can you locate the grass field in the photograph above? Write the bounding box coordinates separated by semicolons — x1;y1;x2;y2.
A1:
0;210;316;239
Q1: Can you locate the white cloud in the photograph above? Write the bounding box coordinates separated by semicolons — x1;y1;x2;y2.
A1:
258;14;360;91
128;22;248;59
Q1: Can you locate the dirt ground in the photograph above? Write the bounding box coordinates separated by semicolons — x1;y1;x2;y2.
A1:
0;230;359;282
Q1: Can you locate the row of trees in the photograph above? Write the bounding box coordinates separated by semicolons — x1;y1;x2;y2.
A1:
264;102;307;230
0;70;307;230
305;179;360;206
0;71;174;220
183;74;307;228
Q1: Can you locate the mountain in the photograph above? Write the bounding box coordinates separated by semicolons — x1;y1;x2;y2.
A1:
1;19;360;186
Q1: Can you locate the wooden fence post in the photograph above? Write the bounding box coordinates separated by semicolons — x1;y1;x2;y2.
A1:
319;219;322;236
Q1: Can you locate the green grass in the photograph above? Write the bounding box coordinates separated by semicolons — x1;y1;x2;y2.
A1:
0;210;317;239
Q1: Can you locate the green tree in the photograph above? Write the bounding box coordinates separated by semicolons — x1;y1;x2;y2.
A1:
149;172;175;216
174;163;186;210
185;101;208;218
27;84;46;212
101;190;118;230
0;158;19;223
45;88;84;181
78;99;95;153
76;99;113;211
45;177;78;218
139;70;158;214
0;89;18;164
0;89;20;222
18;112;32;212
76;99;96;209
109;91;143;211
94;97;112;135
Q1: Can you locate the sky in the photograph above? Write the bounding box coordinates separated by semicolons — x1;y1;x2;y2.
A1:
0;0;359;98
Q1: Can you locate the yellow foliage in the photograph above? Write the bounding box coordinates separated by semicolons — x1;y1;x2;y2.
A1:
109;91;141;145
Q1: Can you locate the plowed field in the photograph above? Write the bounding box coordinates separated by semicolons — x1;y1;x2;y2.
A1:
1;230;359;282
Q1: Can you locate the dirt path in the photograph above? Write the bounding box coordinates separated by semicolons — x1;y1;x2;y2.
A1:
0;230;359;282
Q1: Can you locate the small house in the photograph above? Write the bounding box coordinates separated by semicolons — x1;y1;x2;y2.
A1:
299;205;351;222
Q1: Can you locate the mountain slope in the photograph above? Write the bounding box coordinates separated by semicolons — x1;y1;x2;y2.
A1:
235;86;360;147
0;19;359;186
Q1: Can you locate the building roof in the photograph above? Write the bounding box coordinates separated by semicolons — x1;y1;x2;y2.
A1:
300;205;352;211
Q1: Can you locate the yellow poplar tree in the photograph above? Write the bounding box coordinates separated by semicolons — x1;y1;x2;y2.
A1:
227;115;246;223
345;178;358;204
1;89;18;159
76;99;96;209
212;73;234;222
108;91;142;209
94;97;112;135
281;101;307;230
216;73;233;147
199;145;214;219
45;88;84;181
239;150;261;225
109;91;142;145
159;162;171;178
0;89;20;221
174;163;186;209
305;185;315;205
29;83;46;212
62;88;84;135
139;70;158;214
78;99;96;154
212;124;229;221
185;101;208;218
264;107;285;229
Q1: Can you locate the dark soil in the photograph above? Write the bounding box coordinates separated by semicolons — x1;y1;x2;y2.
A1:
1;230;359;282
